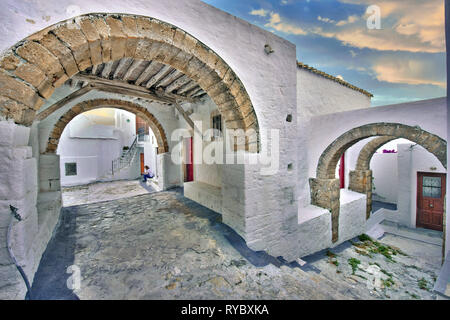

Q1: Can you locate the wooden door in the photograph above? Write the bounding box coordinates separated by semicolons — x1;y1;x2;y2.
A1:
417;172;445;231
140;153;144;174
185;137;193;182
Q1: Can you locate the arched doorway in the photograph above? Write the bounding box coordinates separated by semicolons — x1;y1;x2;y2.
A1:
310;123;447;243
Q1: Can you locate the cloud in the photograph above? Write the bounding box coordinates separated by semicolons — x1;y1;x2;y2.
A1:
334;0;445;52
317;16;335;24
249;8;269;17
335;15;359;26
371;57;446;88
264;12;308;35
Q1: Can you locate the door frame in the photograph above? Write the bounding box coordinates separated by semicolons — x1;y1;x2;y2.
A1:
416;171;446;231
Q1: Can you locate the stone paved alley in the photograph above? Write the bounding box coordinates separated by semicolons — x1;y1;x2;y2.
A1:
31;187;446;300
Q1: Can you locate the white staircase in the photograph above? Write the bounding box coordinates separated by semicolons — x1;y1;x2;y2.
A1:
99;137;141;181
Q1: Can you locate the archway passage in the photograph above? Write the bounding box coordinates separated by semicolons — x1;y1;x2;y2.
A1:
349;136;397;218
45;98;169;154
310;123;447;243
0;13;259;152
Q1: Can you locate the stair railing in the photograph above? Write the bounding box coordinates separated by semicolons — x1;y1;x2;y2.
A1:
111;137;138;175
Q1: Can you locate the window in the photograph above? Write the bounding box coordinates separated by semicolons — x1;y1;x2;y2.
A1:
65;162;77;176
212;114;222;138
422;176;441;198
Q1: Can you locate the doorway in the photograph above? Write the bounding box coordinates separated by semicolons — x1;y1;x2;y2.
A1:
416;172;446;231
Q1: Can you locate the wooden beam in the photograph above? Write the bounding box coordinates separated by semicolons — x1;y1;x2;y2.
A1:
173;101;196;131
156;70;182;88
101;61;115;78
91;83;174;104
135;61;162;86
123;60;144;81
73;74;197;103
113;58;133;79
145;65;172;88
177;80;199;95
165;75;191;93
91;64;99;75
36;84;93;120
72;74;198;103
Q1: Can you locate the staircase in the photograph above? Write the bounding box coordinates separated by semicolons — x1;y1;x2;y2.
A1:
99;137;141;181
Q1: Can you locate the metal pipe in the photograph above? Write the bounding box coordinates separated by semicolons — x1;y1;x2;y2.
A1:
7;205;33;300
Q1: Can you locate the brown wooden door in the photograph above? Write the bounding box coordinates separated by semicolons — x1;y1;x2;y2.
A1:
417;172;445;231
140;153;144;174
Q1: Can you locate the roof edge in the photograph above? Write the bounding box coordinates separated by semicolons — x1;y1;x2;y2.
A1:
297;61;373;98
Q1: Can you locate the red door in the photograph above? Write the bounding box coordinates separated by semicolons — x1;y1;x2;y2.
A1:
417;172;445;231
339;153;345;189
140;153;144;174
185;137;193;182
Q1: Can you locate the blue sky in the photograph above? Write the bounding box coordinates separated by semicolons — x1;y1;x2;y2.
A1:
202;0;446;106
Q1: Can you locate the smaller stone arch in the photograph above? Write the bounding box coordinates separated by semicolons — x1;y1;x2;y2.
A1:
355;136;397;171
310;123;447;243
349;136;396;219
46;98;169;154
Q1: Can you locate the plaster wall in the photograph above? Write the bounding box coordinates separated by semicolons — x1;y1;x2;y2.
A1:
371;153;398;204
297;68;371;120
382;144;447;228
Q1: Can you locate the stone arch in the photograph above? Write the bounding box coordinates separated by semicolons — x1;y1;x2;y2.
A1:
45;99;169;154
310;123;447;243
0;13;259;151
355;136;397;171
317;123;446;179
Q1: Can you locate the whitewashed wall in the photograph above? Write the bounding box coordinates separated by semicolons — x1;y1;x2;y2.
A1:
371;153;398;204
297;69;371;120
189;97;223;188
57;109;137;186
376;143;447;228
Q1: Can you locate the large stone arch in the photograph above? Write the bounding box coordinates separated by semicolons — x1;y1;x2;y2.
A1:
45;98;169;154
310;123;447;242
0;13;259;151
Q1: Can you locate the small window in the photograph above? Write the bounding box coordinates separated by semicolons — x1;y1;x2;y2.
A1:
65;163;77;176
422;176;441;198
212;114;222;138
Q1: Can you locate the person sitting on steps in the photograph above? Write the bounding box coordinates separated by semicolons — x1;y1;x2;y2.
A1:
142;165;154;183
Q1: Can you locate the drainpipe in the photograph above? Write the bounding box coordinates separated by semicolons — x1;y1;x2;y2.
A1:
7;205;33;300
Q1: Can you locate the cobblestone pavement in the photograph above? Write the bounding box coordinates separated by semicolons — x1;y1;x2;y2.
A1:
32;189;444;300
61;179;156;207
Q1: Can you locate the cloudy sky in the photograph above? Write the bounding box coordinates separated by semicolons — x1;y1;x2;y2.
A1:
202;0;446;106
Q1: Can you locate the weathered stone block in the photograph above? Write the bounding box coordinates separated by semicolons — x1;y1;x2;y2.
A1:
106;16;127;61
92;18;112;63
0;71;43;110
15;41;64;80
53;22;92;72
78;17;103;67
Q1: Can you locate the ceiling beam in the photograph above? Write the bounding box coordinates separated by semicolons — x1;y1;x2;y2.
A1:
145;65;172;88
101;61;115;78
177;80;199;95
36;84;93;120
123;60;144;81
73;74;198;104
113;58;133;79
165;75;191;93
135;61;162;86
